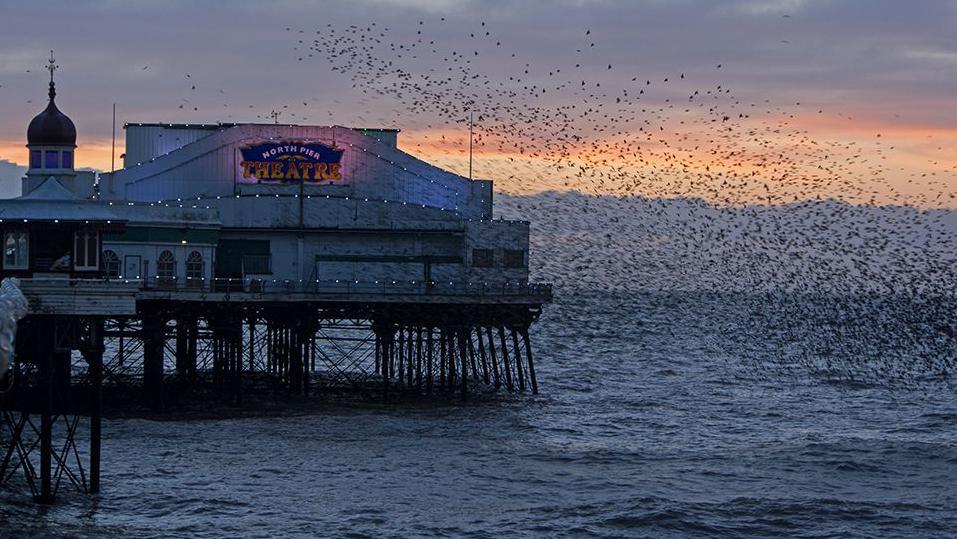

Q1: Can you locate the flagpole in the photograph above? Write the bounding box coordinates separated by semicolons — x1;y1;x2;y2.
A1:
468;109;473;180
111;103;116;173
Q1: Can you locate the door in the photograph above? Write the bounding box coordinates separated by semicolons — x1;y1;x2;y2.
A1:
123;255;142;279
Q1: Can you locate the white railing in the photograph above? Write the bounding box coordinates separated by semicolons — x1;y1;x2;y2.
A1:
140;277;553;299
15;276;552;300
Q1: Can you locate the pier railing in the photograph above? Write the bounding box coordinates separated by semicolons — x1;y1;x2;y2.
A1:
18;277;553;302
151;277;552;299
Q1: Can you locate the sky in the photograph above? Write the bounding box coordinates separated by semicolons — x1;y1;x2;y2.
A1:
0;0;955;205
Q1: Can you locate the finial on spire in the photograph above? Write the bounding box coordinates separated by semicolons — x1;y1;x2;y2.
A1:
47;50;58;101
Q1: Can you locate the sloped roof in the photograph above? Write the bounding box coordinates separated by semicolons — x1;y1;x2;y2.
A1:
0;178;120;222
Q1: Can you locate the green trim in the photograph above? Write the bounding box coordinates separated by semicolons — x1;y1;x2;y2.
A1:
103;227;219;244
216;239;271;277
316;254;461;264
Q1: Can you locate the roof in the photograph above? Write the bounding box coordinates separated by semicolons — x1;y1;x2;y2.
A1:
27;98;76;146
108;203;220;227
123;122;400;133
0;178;120;222
0;178;220;227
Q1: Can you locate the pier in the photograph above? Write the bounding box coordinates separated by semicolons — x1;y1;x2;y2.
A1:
0;57;550;503
0;277;550;502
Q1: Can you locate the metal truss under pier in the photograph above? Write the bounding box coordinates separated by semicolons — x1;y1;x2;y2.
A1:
0;316;104;504
0;279;550;503
118;300;544;409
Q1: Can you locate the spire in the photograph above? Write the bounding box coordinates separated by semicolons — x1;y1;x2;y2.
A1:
47;50;58;101
27;50;76;148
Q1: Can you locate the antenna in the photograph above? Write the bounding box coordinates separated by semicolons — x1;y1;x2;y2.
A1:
468;109;474;180
111;103;117;173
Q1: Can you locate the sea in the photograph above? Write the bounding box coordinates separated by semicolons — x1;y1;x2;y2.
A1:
2;290;956;538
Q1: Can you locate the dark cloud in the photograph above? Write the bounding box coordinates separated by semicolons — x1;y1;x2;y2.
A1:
0;0;953;155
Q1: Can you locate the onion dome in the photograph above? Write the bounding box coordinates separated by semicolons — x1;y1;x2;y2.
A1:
27;52;76;147
27;84;76;146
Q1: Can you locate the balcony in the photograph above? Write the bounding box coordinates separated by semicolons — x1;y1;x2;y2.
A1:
143;276;553;301
16;277;553;308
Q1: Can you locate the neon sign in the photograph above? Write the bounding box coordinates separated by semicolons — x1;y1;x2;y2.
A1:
239;142;343;183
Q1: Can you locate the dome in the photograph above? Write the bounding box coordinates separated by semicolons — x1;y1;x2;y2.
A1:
27;83;76;147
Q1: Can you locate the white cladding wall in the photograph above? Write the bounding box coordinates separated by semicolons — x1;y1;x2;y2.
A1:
212;196;463;230
220;230;466;284
123;125;219;167
101;125;492;220
465;220;530;282
101;241;215;282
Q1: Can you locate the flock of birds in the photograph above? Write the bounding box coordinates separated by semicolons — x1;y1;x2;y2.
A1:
285;17;957;386
3;15;955;385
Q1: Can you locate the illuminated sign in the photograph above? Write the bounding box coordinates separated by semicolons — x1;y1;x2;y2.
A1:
239;142;343;184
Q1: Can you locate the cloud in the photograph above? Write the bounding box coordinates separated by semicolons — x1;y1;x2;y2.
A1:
902;46;957;65
356;0;471;12
729;0;811;16
0;160;25;199
0;0;953;190
0;48;52;75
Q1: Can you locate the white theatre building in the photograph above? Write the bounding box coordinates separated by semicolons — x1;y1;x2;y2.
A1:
1;62;536;299
97;123;530;291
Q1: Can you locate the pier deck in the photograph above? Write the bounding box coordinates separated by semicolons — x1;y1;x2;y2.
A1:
1;277;550;503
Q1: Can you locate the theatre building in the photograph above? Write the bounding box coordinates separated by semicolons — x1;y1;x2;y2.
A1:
96;122;531;291
0;60;549;400
1;59;552;502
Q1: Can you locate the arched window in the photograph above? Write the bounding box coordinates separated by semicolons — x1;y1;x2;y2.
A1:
157;250;176;278
186;251;204;287
102;250;120;278
74;231;99;271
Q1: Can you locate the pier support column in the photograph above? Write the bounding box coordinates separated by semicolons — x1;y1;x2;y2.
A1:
37;338;54;504
439;327;447;391
498;326;514;390
248;317;256;373
83;319;105;494
289;322;302;394
426;327;433;395
175;318;189;383
142;316;166;411
521;327;538;395
415;327;423;393
457;328;469;399
511;327;526;393
186;318;198;385
373;321;393;400
484;327;501;389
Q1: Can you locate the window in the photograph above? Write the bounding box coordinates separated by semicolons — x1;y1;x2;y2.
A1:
74;231;99;270
102;250;120;278
157;250;176;279
186;251;204;286
503;249;526;269
30;150;41;169
242;254;271;274
215;239;270;278
3;231;28;270
44;150;59;169
472;248;495;268
61;151;73;169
